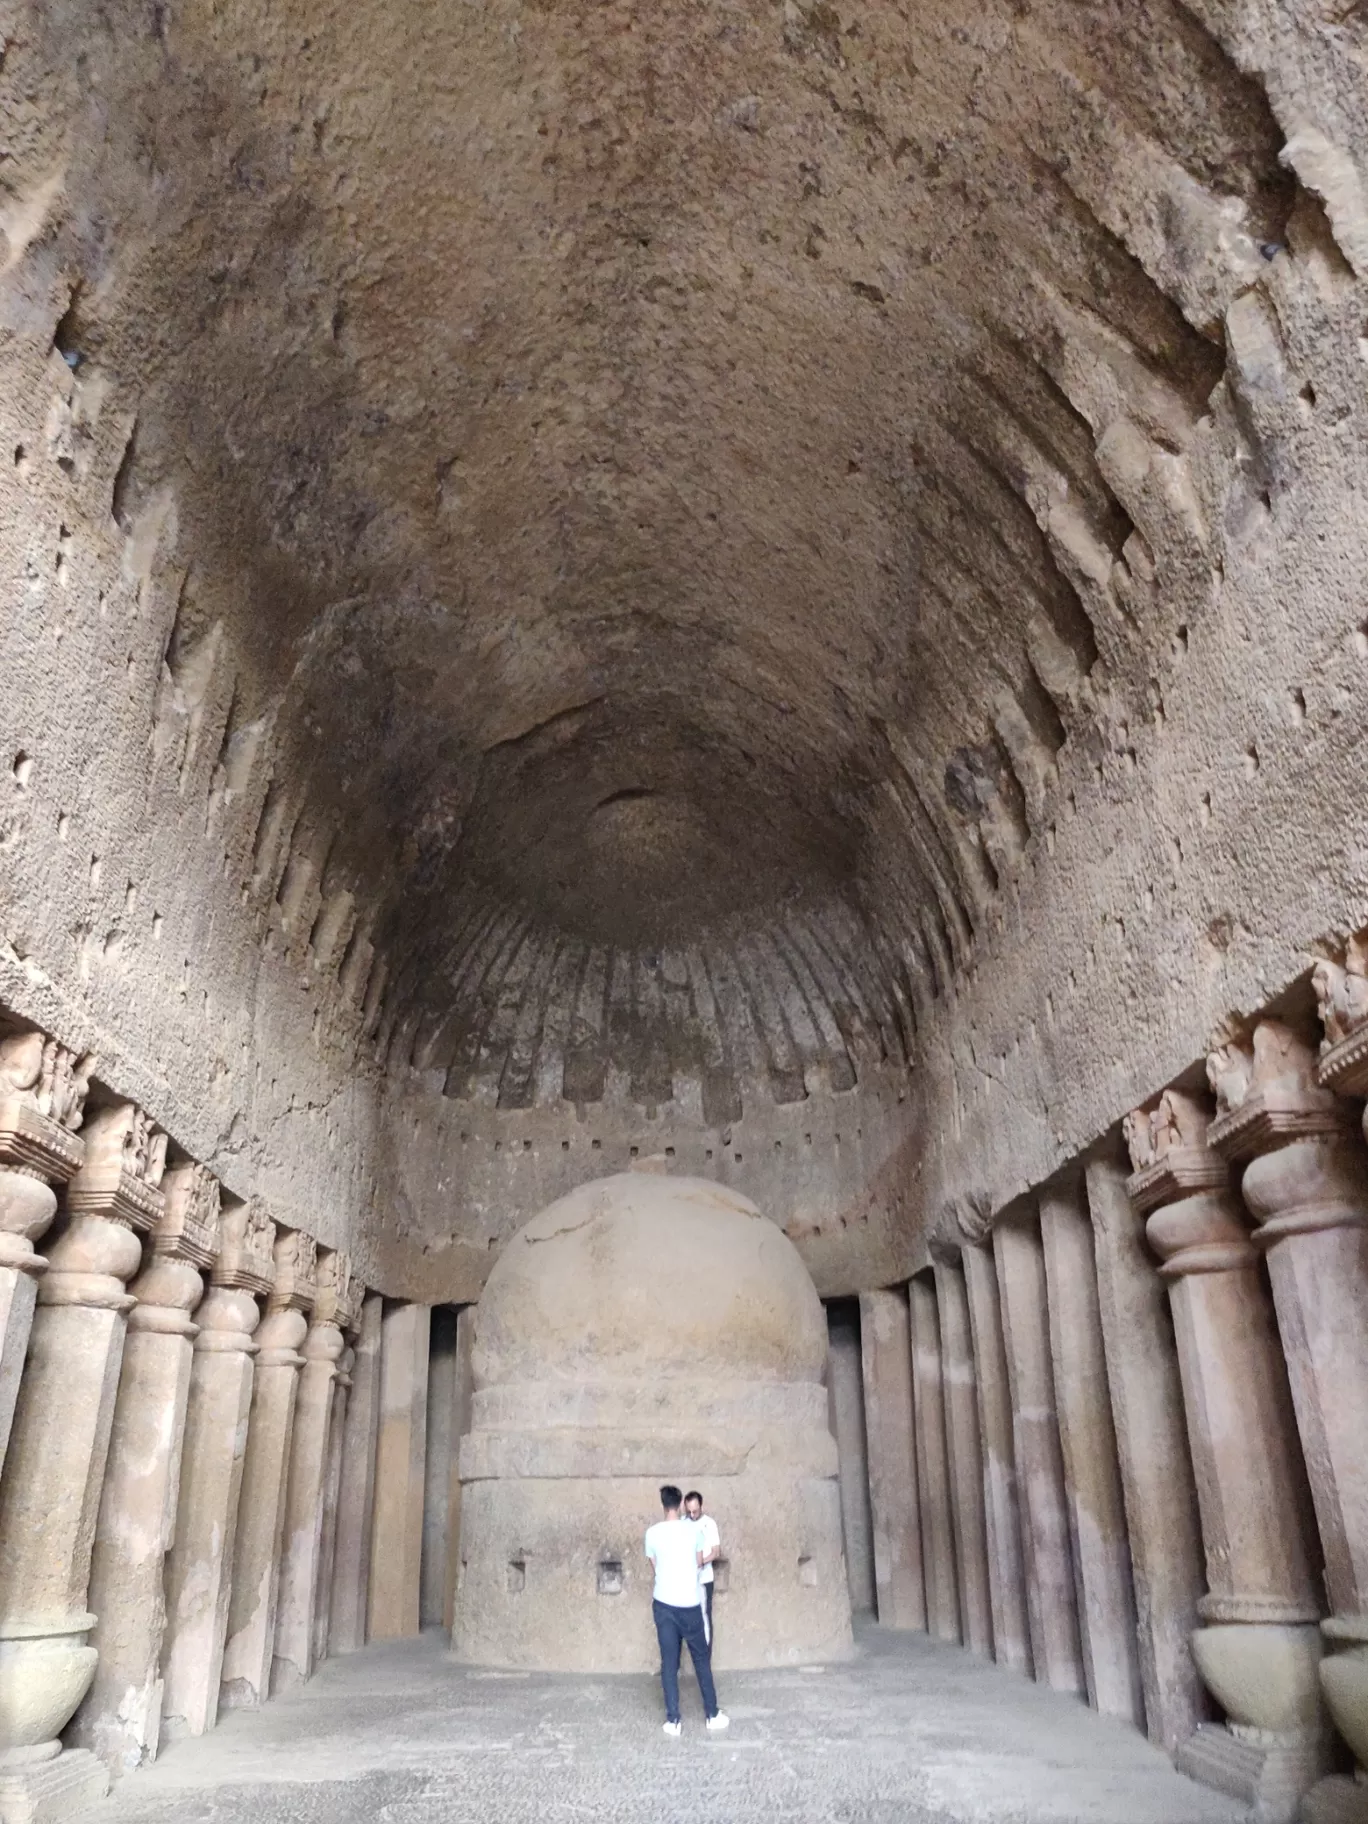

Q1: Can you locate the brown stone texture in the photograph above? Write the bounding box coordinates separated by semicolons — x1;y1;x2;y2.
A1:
826;1299;877;1617
367;1301;430;1642
4;0;1368;1812
1038;1178;1144;1726
962;1243;1031;1678
909;1276;960;1645
859;1287;925;1633
932;1259;993;1659
994;1215;1085;1697
1083;1151;1206;1753
329;1293;383;1656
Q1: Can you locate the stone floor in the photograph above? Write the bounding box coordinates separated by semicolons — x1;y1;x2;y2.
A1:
92;1623;1247;1824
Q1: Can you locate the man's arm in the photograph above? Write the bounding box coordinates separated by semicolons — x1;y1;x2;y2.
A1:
700;1517;721;1565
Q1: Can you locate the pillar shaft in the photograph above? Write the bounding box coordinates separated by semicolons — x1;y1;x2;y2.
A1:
1217;1015;1368;1812
311;1340;353;1667
932;1259;992;1657
962;1242;1031;1674
69;1163;219;1773
329;1291;382;1654
1128;1085;1328;1821
857;1288;925;1631
220;1225;316;1709
826;1299;877;1615
368;1300;431;1640
443;1306;476;1630
273;1249;354;1692
0;1098;162;1823
422;1307;459;1630
1039;1179;1144;1726
994;1214;1084;1695
1083;1150;1207;1752
909;1276;959;1644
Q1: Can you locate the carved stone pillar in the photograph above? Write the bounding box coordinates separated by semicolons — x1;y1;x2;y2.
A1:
329;1291;383;1654
0;1099;163;1823
1038;1178;1144;1726
909;1275;959;1644
311;1316;357;1668
70;1162;219;1774
160;1200;273;1740
367;1300;430;1641
1218;1000;1368;1824
1083;1147;1207;1753
962;1242;1031;1674
0;1031;91;1479
1126;1087;1328;1823
993;1213;1084;1696
857;1287;925;1631
219;1225;315;1710
932;1257;992;1657
272;1248;354;1692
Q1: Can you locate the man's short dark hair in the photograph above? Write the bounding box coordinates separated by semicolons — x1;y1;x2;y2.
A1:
660;1485;683;1510
684;1490;703;1506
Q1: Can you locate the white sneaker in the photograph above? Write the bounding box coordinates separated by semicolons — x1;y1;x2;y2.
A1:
705;1712;730;1732
662;1720;682;1738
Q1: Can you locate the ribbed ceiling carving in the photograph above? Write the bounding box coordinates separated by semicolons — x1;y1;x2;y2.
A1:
14;0;1315;1112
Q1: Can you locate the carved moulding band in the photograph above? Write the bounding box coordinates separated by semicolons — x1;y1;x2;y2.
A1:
1208;1092;1354;1163
1319;1026;1368;1099
1125;1146;1229;1217
0;1097;85;1185
1198;1591;1324;1626
1252;1201;1368;1246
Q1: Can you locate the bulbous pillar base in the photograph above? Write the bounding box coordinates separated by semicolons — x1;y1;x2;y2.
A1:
0;1623;108;1823
1304;1622;1368;1823
1177;1623;1334;1823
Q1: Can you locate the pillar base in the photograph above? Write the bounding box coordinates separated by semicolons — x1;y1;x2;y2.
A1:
0;1748;108;1824
1175;1722;1333;1824
1303;1772;1368;1824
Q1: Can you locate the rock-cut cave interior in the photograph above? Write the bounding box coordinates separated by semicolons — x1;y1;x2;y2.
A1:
2;2;1368;1821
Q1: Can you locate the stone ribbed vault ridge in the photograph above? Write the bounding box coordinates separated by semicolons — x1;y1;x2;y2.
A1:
398;889;912;1120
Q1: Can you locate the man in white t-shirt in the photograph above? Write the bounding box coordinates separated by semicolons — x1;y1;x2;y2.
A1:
684;1490;720;1644
644;1485;729;1738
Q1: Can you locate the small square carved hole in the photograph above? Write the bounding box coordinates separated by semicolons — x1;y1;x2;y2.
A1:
798;1555;817;1587
597;1559;624;1595
507;1558;526;1594
712;1557;730;1594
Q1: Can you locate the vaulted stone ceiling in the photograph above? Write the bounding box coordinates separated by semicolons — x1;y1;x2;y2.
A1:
10;0;1308;1115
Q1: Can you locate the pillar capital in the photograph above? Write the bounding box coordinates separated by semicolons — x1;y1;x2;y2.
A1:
0;1028;93;1275
124;1160;222;1339
1124;1089;1253;1276
1206;1022;1353;1162
209;1199;275;1299
266;1225;317;1318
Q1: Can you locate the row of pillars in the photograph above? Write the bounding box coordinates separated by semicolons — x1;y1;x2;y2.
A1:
0;1018;443;1824
857;976;1368;1824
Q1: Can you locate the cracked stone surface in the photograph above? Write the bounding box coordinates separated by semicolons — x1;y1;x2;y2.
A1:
90;1624;1246;1824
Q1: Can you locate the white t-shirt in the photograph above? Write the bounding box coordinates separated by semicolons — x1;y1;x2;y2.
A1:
694;1513;720;1586
644;1518;703;1608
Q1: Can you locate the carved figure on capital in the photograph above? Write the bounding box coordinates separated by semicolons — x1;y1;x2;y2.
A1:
1123;1088;1227;1217
1208;1020;1347;1163
0;1028;96;1131
156;1160;222;1269
66;1101;169;1234
313;1247;355;1329
1316;935;1368;1107
211;1198;276;1296
269;1225;318;1313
